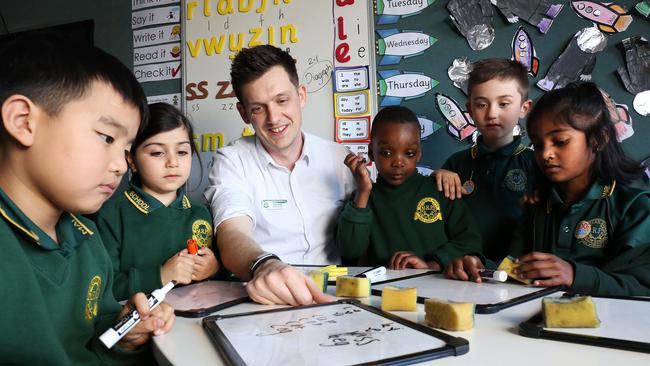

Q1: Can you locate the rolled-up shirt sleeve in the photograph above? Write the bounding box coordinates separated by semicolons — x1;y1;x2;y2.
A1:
204;147;256;232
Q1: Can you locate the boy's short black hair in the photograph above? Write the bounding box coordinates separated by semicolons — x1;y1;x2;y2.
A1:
230;45;298;104
370;105;420;141
0;30;148;135
468;58;530;100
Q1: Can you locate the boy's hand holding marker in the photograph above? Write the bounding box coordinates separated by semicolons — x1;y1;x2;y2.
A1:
445;253;574;286
113;290;175;351
344;152;372;208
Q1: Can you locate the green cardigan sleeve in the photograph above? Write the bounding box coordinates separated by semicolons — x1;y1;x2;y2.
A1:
337;200;373;260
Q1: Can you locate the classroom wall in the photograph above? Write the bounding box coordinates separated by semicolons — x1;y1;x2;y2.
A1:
0;0;180;100
2;0;649;180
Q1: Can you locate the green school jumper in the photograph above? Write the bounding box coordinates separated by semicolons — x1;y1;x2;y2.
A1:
442;136;538;262
95;184;213;301
510;181;650;296
0;189;136;365
337;173;482;267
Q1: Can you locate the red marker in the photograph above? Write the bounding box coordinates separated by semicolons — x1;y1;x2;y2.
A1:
186;239;198;255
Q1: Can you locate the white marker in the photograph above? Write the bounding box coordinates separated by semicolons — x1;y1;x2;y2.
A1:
479;269;508;282
356;266;387;281
100;281;176;348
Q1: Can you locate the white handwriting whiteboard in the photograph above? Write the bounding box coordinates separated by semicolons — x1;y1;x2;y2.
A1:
203;301;468;366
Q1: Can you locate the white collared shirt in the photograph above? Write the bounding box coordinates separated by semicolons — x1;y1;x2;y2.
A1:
204;132;355;264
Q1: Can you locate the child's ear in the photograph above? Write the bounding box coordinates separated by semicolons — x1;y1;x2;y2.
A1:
1;95;38;147
519;99;533;118
125;152;137;172
236;102;250;125
367;144;375;162
297;84;307;109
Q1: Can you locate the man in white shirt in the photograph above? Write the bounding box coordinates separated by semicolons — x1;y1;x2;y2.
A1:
204;45;355;305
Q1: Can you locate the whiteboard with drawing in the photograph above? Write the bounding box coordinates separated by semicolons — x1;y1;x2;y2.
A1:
202;300;468;366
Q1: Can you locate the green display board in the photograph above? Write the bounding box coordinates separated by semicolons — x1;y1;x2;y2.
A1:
373;0;650;171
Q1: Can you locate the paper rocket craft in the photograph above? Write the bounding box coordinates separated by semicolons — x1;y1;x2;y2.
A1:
570;1;633;33
511;26;540;76
434;93;477;141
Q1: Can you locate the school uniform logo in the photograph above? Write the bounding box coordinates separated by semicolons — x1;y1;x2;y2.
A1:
192;219;213;248
85;275;102;321
575;218;608;248
414;197;442;223
503;169;527;192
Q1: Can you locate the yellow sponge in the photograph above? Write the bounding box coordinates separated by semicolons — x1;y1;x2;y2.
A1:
318;265;348;280
335;276;370;297
543;296;600;328
381;286;417;311
424;298;474;331
308;270;329;292
497;256;532;284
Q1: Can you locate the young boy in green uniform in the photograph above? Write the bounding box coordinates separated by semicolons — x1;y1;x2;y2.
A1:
0;31;174;363
434;59;536;263
96;103;219;301
446;83;650;296
337;106;481;270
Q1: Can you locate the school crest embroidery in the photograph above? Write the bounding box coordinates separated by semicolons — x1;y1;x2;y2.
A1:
503;169;527;192
85;275;102;321
413;197;442;223
192;219;213;248
576;218;608;248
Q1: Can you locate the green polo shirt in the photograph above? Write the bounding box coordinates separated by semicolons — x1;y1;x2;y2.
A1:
0;188;136;365
509;181;650;296
442;136;538;261
337;172;482;267
95;184;214;301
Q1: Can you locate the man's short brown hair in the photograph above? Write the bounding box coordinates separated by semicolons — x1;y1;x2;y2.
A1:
230;45;298;104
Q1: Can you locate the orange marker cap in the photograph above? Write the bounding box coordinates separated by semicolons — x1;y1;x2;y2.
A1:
186;239;198;255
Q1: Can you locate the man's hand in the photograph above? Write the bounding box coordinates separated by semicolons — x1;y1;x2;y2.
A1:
116;293;175;351
444;255;485;282
246;260;333;306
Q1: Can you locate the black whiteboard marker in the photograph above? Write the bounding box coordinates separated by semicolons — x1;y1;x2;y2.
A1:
100;280;176;348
